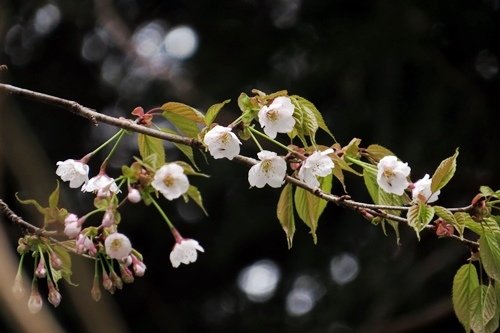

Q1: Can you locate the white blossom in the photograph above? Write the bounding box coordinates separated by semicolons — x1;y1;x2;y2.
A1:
170;239;204;268
298;149;335;188
56;159;89;188
203;125;242;160
377;156;411;195
258;96;296;139
412;174;440;203
248;150;287;188
27;290;43;314
105;233;132;260
151;163;189;200
82;173;119;197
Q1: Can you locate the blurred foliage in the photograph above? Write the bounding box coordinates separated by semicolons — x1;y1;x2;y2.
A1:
1;0;499;332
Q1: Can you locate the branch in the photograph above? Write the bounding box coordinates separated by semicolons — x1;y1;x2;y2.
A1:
0;82;474;229
0;199;94;257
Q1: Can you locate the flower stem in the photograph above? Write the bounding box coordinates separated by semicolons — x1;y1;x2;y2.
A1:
248;128;264;151
345;155;376;171
228;113;246;128
248;126;294;154
100;130;127;171
88;129;126;160
147;193;175;230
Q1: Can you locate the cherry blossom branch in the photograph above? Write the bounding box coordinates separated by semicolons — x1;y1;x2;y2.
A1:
0;82;475;229
0;199;94;257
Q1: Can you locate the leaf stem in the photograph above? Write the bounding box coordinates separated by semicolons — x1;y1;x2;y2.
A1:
147;193;175;230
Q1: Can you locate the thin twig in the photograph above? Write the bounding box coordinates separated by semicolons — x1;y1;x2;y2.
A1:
0;199;93;257
0;82;474;229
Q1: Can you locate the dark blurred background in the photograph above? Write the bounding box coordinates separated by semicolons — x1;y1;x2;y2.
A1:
0;1;499;332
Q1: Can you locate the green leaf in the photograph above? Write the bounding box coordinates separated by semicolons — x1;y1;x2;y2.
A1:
137;133;165;169
161;128;199;170
459;212;482;235
407;203;435;239
343;138;362;159
16;193;45;215
52;244;77;286
183;185;208;216
175;161;209;178
471;284;498;333
277;183;295;249
431;149;459;193
363;167;379;203
294;174;332;244
480;227;500;281
48;181;60;209
161;102;204;138
453;263;479;333
205;99;230;126
365;144;395;162
290;96;319;144
290;95;335;140
481;186;495;197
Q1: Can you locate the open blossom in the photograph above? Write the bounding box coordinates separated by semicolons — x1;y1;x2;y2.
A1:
170;238;204;268
412;174;440;203
377;155;411;195
258;96;296;139
298;149;335;188
152;163;189;200
248;150;287;188
56;159;89;188
105;232;132;260
203;125;242;160
82;173;119;197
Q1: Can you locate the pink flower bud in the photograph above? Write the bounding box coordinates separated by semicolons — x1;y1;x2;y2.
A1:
101;210;114;228
12;272;25;299
127;187;141;203
35;260;47;279
102;271;114;292
64;213;79;224
50;252;62;270
110;271;123;290
131;255;146;277
47;280;61;307
64;221;81;239
119;265;134;284
28;282;43;314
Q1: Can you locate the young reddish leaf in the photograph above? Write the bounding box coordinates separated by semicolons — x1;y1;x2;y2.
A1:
435;206;464;238
453;263;479;333
205;99;230;126
431;149;459;193
277;183;295;249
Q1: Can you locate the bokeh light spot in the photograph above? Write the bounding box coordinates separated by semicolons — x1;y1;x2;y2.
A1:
330;253;359;285
164;25;198;60
237;260;280;302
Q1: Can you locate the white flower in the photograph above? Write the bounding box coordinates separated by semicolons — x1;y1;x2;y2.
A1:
258;96;296;139
248;150;287;188
105;233;132;260
298;149;335;188
82;173;119;197
151;163;189;200
203;125;242;160
170;239;204;268
56;159;89;188
377;156;411;195
127;187;141;203
412;174;440;203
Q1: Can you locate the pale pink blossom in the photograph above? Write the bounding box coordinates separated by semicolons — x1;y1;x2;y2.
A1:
151;163;189;200
170;239;204;268
412;174;440;203
56;159;89;188
248;150;287;188
376;156;411;195
298;149;335;188
82;173;119;197
258;96;295;138
105;233;132;260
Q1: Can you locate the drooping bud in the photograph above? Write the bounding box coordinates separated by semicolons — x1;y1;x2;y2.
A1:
102;271;114;293
47;280;61;307
119;264;134;284
471;193;491;221
110;271;123;290
12;269;25;299
28;281;43;314
131;255;146;277
127;187;141;203
101;210;114;228
50;252;62;271
35;259;47;279
91;275;102;302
